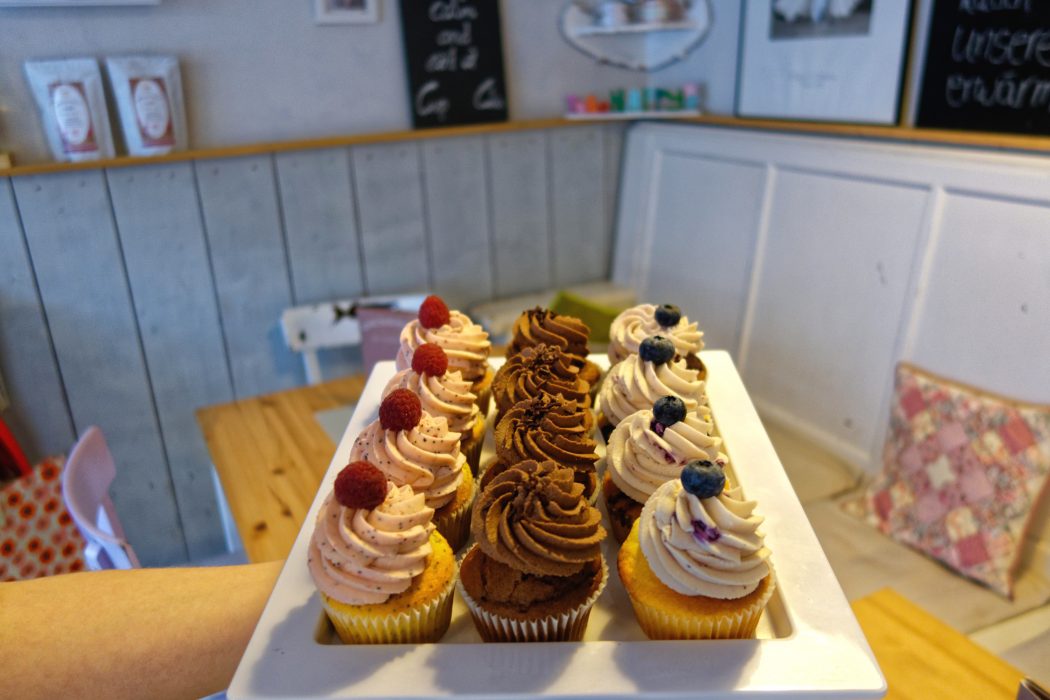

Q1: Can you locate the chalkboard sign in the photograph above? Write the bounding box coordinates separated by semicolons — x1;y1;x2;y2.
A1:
917;1;1050;134
399;0;509;128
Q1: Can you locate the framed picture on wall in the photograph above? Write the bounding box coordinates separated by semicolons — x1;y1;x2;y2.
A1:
314;0;380;25
736;0;912;124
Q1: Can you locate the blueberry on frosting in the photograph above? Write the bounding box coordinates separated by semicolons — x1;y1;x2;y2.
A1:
652;395;686;428
681;460;725;500
654;304;681;328
638;335;675;365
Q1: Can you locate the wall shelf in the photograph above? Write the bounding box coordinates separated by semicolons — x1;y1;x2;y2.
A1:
3;115;1050;177
570;20;697;36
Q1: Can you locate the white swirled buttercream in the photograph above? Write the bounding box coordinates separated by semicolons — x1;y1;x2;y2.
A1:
350;411;465;509
639;479;770;599
308;483;434;605
609;304;703;365
598;354;707;427
607;409;726;504
383;368;480;435
395;310;491;382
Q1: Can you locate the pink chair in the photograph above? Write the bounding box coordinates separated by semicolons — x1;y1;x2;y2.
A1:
61;426;140;570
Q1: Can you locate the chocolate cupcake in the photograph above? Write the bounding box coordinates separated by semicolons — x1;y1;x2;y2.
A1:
481;395;599;503
507;307;602;390
458;459;607;642
491;344;591;422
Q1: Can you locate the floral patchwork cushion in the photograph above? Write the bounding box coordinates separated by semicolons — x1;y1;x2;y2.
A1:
866;363;1050;598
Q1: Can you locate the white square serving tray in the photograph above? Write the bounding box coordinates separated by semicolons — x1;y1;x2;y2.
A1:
229;351;885;699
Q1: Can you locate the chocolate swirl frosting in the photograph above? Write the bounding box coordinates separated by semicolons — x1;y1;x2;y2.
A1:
489;396;598;497
492;344;591;419
508;307;591;361
471;460;605;577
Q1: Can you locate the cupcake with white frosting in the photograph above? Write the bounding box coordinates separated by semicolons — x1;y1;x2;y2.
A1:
617;460;775;639
608;303;705;377
308;460;457;643
351;388;475;550
603;395;727;543
596;335;708;441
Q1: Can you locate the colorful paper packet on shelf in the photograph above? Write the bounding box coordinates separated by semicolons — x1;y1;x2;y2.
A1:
566;82;700;115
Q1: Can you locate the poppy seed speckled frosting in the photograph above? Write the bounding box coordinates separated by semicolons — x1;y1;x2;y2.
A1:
396;310;491;382
492;344;591;419
470;460;605;577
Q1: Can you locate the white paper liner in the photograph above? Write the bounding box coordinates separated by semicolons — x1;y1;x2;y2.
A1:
434;469;477;552
456;552;609;642
321;566;457;644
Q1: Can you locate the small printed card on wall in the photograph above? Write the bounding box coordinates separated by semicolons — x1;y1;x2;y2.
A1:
398;0;508;128
916;1;1050;135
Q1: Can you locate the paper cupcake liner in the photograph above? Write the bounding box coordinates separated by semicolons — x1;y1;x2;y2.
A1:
456;552;609;642
321;571;457;644
433;472;477;552
627;572;776;640
461;430;484;476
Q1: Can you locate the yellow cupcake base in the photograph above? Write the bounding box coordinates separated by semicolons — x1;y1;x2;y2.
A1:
432;464;476;551
618;521;775;640
320;530;457;644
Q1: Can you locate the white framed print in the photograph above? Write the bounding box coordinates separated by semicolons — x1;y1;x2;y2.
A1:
314;0;380;24
736;0;912;124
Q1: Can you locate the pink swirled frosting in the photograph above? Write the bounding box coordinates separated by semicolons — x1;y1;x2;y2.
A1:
350;411;465;509
383;368;479;435
395;310;491;382
308;483;434;605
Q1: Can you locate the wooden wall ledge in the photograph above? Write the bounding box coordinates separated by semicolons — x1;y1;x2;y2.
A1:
3;114;1049;177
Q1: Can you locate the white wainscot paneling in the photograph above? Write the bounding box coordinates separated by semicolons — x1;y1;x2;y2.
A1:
421;137;493;307
742;170;930;466
909;193;1050;402
550;126;607;286
351;143;429;295
625;151;766;356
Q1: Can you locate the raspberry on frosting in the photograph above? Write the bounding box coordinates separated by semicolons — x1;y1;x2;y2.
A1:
333;460;389;510
379;388;422;431
418;295;451;329
412;342;449;377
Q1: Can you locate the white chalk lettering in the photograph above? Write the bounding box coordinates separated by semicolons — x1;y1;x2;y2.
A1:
429;0;478;22
473;77;505;111
416;80;450;121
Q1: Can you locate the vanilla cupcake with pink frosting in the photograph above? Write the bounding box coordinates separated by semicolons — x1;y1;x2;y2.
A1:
609;303;705;377
395;295;494;413
308;460;456;643
597;335;708;441
350;388;475;550
384;342;485;473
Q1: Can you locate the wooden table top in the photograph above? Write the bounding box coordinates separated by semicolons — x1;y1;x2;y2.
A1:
196;374;365;563
852;588;1025;699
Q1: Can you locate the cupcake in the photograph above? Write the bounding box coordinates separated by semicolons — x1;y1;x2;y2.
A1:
350;388;475;550
481;395;599;503
609;303;705;378
383;343;485;474
308;460;457;643
396;295;494;414
459;459;607;642
596;335;708;442
506;307;602;390
618;460;775;640
604;396;727;543
491;344;591;423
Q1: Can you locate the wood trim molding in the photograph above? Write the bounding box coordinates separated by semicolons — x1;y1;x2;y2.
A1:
4;114;1050;177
